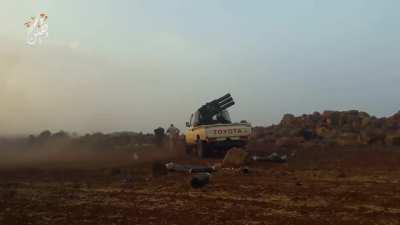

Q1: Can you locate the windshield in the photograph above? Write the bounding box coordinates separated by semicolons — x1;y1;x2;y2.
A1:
194;110;231;126
213;110;231;124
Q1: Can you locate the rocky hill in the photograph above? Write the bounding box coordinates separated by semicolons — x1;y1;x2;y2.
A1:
253;110;400;148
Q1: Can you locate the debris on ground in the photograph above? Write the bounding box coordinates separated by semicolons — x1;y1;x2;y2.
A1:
241;167;250;174
222;148;250;168
190;173;211;188
152;161;168;177
165;162;216;174
1;147;400;224
221;166;251;174
251;152;288;163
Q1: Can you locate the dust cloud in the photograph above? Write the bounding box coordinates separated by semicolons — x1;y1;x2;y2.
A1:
0;132;183;168
0;40;175;136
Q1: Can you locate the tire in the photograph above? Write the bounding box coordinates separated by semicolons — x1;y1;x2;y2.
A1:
196;141;207;158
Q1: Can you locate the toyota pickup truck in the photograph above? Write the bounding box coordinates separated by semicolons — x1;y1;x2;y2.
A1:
184;94;252;158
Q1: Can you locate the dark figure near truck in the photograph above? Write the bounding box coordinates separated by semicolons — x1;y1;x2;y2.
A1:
154;127;165;147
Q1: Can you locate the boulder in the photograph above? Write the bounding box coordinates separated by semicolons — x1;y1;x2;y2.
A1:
315;126;337;139
276;127;303;137
359;111;370;118
359;129;386;145
341;124;355;132
255;110;400;147
222;148;250;168
338;111;361;130
361;117;372;128
301;129;317;140
281;114;296;127
275;137;303;148
390;111;400;121
301;115;319;128
280;114;309;129
323;111;341;127
335;133;360;146
385;133;400;146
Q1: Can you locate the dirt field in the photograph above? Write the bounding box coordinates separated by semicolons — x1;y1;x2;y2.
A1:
1;147;400;225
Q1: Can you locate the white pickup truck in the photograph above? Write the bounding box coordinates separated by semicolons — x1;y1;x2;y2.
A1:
184;110;252;158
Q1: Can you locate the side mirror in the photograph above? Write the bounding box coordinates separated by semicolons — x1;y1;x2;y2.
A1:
186;122;190;127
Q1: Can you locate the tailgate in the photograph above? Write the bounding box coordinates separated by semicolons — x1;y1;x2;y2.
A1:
205;124;252;140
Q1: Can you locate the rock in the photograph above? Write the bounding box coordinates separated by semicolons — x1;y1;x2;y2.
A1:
241;167;250;174
275;127;304;137
371;118;386;129
390;111;400;121
335;133;360;146
251;153;287;163
281;114;296;127
385;133;400;146
222;148;250;168
359;129;386;145
361;117;372;128
255;110;400;147
359;111;370;118
275;137;303;148
267;152;287;163
323;111;341;127
190;173;210;188
301;129;317;140
347;110;359;115
315;126;336;138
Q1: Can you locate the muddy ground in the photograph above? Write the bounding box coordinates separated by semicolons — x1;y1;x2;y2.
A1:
1;147;400;225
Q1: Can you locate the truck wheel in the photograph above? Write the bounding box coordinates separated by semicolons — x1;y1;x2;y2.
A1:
196;141;207;158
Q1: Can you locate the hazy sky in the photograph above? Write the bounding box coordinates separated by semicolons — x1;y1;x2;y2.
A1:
1;0;399;135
